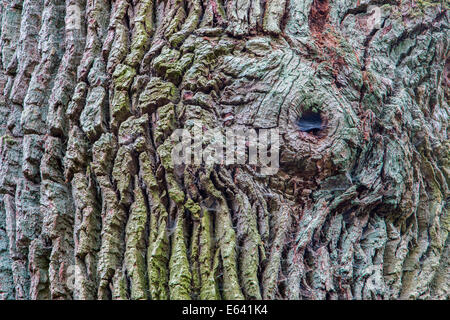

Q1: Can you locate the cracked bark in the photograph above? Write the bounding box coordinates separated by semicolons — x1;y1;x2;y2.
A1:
0;0;448;300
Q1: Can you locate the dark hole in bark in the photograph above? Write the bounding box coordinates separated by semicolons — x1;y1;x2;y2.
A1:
296;111;323;134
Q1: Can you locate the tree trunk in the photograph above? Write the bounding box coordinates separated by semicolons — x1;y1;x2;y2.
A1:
0;0;448;300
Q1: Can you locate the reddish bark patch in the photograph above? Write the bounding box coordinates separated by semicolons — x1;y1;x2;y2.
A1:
210;0;225;26
307;0;347;83
381;24;392;37
183;91;194;101
309;0;330;34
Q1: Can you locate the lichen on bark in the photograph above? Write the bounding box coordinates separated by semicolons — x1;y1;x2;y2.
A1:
0;0;448;300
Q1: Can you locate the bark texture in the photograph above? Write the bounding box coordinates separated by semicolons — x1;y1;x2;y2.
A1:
0;0;448;300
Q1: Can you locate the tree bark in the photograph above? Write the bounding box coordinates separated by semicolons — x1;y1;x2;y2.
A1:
0;0;448;300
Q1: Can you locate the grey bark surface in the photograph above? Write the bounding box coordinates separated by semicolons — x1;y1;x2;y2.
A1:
0;0;448;300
